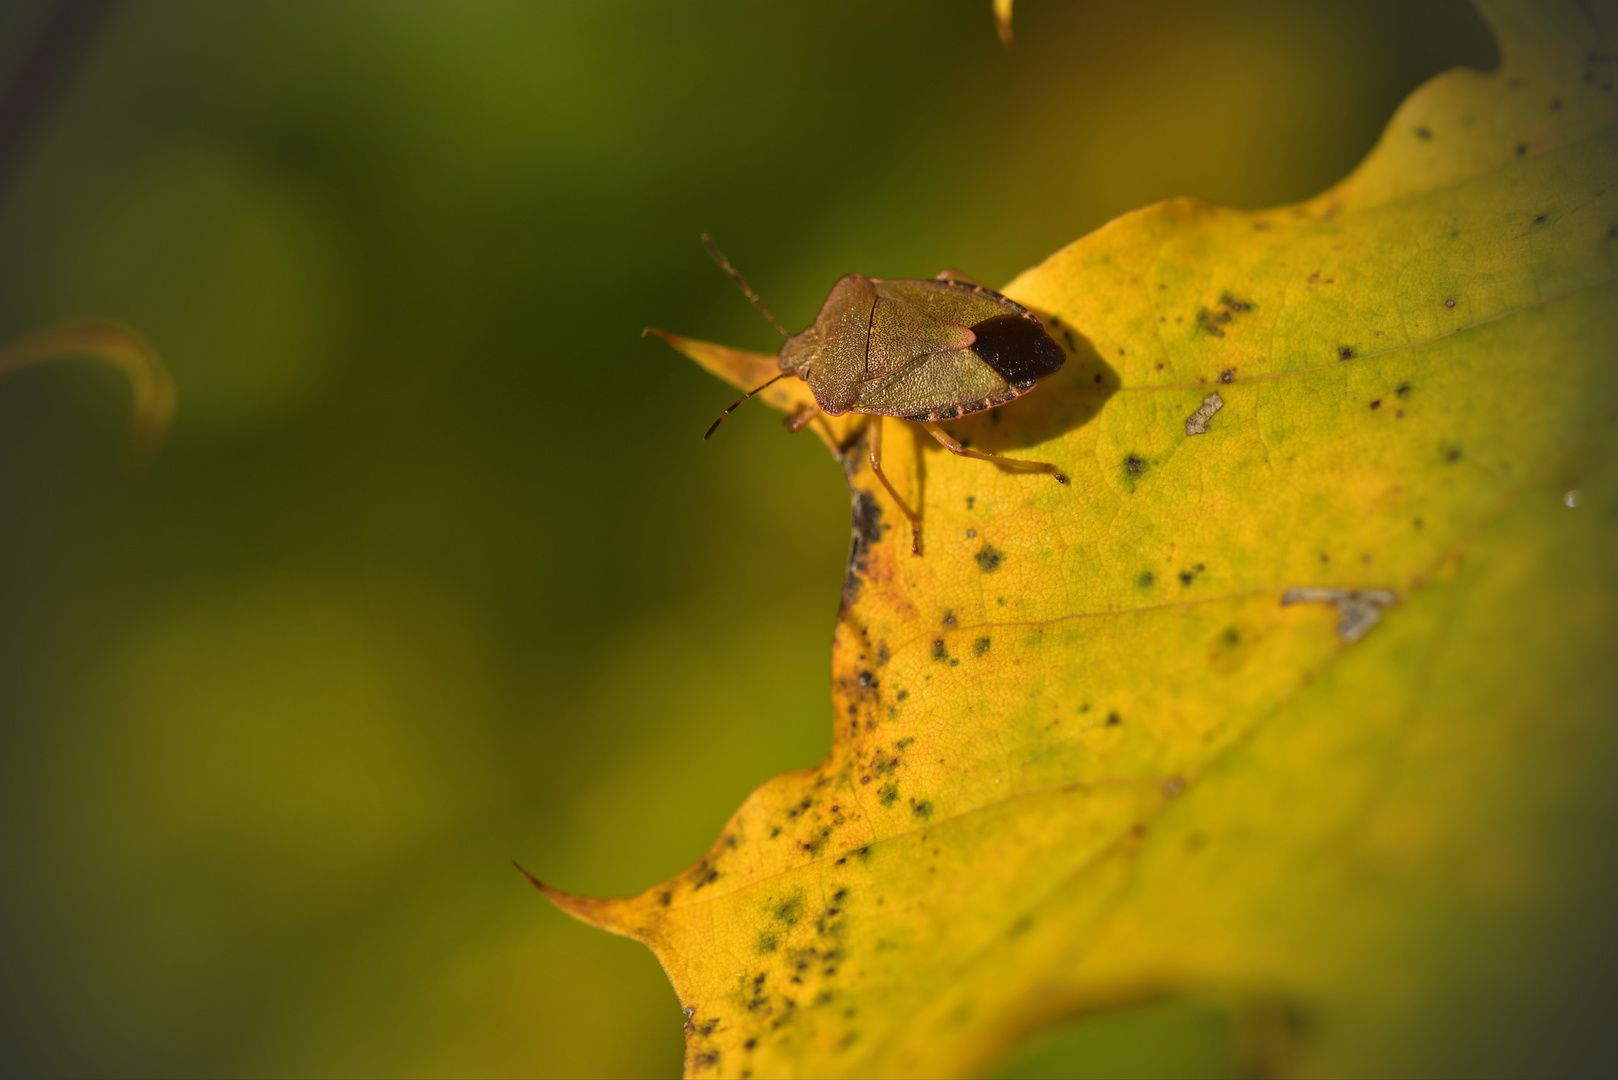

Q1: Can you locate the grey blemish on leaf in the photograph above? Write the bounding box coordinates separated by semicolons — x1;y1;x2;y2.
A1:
1281;587;1397;643
1185;392;1224;436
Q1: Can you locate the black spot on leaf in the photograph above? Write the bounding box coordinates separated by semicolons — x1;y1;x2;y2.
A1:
844;492;884;606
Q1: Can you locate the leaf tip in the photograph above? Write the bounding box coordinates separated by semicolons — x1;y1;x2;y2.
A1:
512;861;642;936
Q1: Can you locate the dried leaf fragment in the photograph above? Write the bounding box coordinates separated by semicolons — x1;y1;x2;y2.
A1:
1185;391;1224;435
1280;587;1398;643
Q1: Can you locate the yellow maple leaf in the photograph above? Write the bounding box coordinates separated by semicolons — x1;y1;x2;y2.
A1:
536;1;1618;1074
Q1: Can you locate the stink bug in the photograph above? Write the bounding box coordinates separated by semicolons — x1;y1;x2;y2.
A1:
700;236;1067;555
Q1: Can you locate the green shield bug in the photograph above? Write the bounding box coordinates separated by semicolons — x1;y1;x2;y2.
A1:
700;236;1068;556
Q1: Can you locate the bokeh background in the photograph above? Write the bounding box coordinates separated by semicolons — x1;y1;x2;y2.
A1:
0;2;1496;1076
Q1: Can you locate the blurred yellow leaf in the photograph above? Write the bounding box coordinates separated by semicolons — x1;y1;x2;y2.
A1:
546;1;1618;1075
994;0;1015;47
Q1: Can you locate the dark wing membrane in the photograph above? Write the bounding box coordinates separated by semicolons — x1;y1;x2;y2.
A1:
967;313;1065;385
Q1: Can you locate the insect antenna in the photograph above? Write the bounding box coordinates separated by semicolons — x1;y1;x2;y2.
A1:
701;234;789;338
705;372;789;440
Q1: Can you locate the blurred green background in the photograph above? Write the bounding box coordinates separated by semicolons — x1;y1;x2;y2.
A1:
0;2;1495;1076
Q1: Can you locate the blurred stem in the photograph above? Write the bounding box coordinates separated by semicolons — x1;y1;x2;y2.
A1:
0;320;175;454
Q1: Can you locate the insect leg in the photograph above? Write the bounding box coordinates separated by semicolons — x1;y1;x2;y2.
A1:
932;268;982;286
921;422;1069;484
784;403;818;433
785;403;848;453
868;416;923;555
